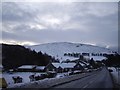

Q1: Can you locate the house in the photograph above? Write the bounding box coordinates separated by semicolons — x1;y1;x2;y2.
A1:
45;63;60;72
16;65;46;72
45;62;84;73
82;53;90;56
74;62;84;71
16;65;36;72
60;63;76;72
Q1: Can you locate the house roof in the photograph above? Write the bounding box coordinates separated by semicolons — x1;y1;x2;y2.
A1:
79;63;85;67
18;65;36;69
52;63;76;68
52;63;61;68
61;63;76;68
35;66;45;70
79;60;89;66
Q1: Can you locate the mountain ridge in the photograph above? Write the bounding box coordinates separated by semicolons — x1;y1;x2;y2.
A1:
28;42;116;61
30;42;108;49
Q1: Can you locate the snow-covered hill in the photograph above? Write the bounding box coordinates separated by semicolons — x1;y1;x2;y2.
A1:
28;42;115;61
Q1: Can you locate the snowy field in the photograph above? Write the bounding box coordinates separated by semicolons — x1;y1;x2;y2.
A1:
108;67;120;85
2;72;46;87
29;42;114;62
2;72;67;87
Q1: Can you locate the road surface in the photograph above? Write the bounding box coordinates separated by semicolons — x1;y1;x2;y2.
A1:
50;67;113;89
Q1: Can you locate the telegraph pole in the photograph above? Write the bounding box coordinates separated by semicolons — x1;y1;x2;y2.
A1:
116;66;120;85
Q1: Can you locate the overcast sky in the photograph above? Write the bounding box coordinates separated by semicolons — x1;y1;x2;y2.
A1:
1;1;118;49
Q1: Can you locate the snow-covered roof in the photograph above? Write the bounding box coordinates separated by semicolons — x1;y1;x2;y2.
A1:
35;66;45;70
52;63;76;68
79;63;85;66
90;56;107;61
61;63;76;68
63;57;79;61
52;63;61;68
79;61;89;66
18;65;36;69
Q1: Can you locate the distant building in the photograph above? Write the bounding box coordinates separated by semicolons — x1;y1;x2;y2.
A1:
16;65;46;72
60;63;76;72
16;65;36;72
45;62;85;73
74;62;84;71
45;63;60;72
82;53;90;56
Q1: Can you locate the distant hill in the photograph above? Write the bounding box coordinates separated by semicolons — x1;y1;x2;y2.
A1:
28;42;116;62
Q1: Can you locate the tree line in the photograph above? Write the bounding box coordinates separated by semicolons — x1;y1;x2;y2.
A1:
2;44;55;70
102;54;120;67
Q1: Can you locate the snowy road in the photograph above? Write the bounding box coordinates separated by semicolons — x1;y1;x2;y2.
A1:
50;67;113;88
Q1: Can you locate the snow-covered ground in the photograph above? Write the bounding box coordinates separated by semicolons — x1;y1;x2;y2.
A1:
2;72;45;87
7;71;91;88
89;56;107;61
2;72;68;87
108;67;120;85
28;42;115;62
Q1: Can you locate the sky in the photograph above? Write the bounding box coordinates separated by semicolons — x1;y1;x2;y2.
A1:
1;0;119;51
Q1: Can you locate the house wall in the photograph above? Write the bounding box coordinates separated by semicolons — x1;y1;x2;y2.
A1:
34;69;45;72
63;68;73;72
57;67;63;73
16;69;36;72
74;63;84;71
45;63;57;72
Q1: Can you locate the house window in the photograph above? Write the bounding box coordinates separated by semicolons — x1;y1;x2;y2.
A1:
69;69;72;72
77;65;79;68
65;68;68;71
46;69;49;71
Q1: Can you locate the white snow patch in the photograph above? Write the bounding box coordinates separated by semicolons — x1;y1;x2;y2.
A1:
2;72;46;87
108;67;120;85
18;65;36;69
52;63;76;68
28;42;115;62
90;56;107;61
35;66;45;70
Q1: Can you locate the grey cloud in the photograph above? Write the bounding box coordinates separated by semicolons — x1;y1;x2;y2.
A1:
2;27;117;47
2;2;118;49
2;2;36;23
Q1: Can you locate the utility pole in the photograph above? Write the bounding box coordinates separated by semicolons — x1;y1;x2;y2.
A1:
118;67;120;84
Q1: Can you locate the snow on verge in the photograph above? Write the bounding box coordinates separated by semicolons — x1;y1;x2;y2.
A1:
108;67;120;85
8;72;93;88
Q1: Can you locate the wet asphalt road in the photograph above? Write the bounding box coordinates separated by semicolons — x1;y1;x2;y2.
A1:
50;67;113;89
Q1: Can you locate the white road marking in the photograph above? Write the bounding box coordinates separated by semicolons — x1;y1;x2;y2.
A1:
83;84;89;88
82;75;97;89
89;81;94;84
